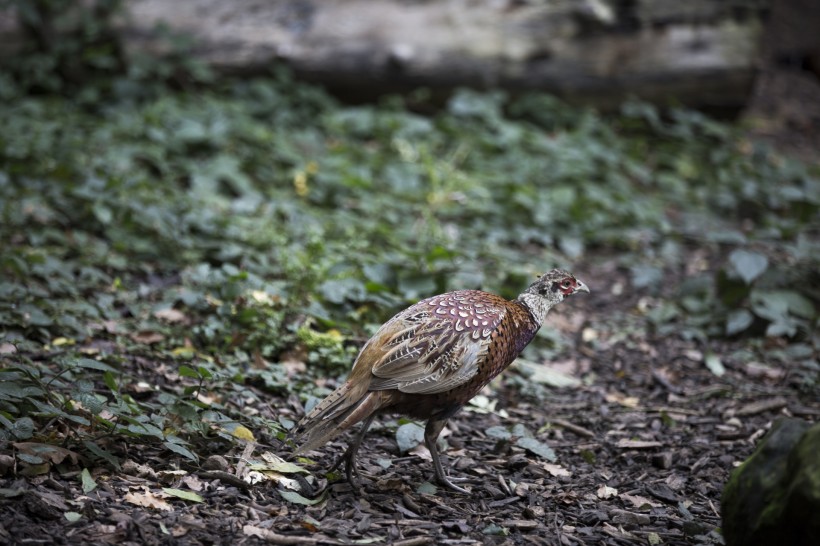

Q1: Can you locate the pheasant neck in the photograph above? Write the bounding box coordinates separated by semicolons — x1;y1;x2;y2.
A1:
514;292;555;328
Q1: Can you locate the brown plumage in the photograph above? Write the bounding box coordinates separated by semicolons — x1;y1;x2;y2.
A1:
291;268;588;492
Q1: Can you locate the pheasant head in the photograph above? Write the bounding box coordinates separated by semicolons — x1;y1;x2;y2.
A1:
516;268;589;325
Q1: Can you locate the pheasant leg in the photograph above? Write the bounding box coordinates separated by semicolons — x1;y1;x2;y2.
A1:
328;413;377;491
425;417;469;493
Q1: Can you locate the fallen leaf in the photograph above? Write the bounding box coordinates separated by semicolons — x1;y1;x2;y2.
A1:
396;423;425;453
162;488;204;503
485;426;512;440
171;346;195;358
417;482;438;495
684;349;703;362
409;443;433;462
14;443;79;466
124;488;173;511
181;475;204;492
516;437;556;461
156;470;188;482
243;525;269;539
616;439;663;449
131;331;165;344
80;468;97;494
743;361;785;380
542;463;572;477
231;425;256;442
465;394;498;414
620;493;662;509
279;489;325;506
604;392;640;408
581;327;598;342
596;485;618;499
516;358;581;388
255;452;310;475
154;308;187;323
704;352;725;377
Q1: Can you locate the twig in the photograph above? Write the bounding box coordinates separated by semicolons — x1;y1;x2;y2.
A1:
235;441;256;478
546;418;595;438
198;470;251;492
392;538;435;546
735;397;788;417
242;526;322;544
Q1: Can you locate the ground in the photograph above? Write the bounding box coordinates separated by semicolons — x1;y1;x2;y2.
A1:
2;255;817;546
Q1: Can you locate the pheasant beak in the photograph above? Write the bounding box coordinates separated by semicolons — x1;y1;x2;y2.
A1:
574;280;590;294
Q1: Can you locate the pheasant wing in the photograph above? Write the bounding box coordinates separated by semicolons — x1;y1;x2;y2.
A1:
360;291;508;395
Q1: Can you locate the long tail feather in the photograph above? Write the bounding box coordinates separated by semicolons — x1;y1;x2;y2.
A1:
291;382;383;453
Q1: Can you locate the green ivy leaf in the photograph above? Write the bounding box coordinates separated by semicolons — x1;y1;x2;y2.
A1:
162;441;199;461
80;468;97;494
484;426;512;440
726;309;753;336
279;489;325;506
162;488;203;503
102;371;118;393
515;437;556;461
178;366;200;379
482;523;509;536
728;250;768;285
395;422;425;454
83;440;120;470
11;417;34;440
704;352;726;377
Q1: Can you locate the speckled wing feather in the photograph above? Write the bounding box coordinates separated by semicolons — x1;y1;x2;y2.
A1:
355;290;508;395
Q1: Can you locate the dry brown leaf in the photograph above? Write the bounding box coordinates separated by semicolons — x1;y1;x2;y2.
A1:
122;459;158;479
596;485;618;499
542;463;572;477
14;443;79;466
604;392;640;408
131;331;165;344
743;361;786;381
409;444;433;462
181;475;204;492
154;308;187;323
620;493;662;509
123;488;173;511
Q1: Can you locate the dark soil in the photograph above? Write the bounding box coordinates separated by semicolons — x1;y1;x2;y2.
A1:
2;258;817;546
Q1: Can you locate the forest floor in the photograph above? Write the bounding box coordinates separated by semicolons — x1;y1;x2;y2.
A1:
3;253;817;546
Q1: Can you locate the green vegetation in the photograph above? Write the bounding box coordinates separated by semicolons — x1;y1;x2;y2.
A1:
0;0;817;472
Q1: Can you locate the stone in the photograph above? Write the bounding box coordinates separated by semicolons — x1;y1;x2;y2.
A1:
721;418;820;546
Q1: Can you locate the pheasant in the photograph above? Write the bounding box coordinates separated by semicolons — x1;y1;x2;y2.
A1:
291;268;588;492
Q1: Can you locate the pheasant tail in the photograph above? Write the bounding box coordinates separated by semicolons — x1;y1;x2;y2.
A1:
292;382;383;454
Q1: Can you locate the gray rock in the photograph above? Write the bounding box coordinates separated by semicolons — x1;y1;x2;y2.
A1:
721;418;820;546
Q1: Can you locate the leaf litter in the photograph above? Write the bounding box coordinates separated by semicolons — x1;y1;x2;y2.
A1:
3;262;816;545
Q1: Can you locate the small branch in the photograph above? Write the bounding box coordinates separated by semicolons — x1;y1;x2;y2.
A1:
547;419;595;438
735;397;788;417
